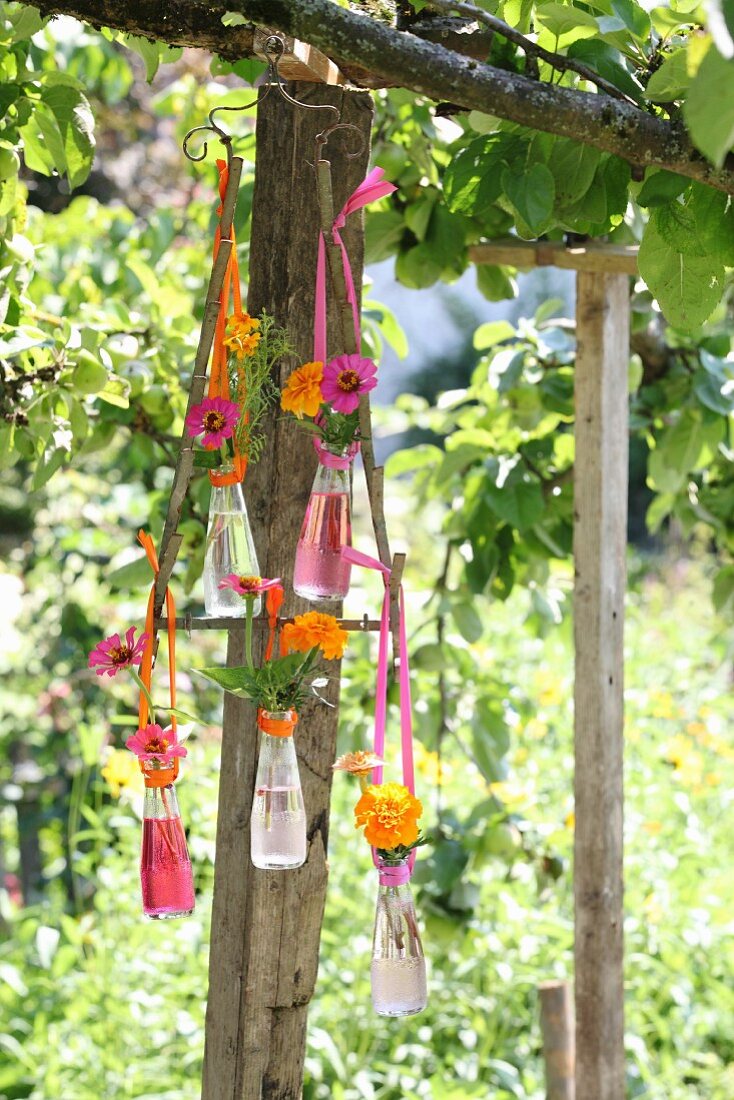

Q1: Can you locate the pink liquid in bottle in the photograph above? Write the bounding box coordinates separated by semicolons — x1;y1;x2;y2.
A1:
293;491;352;602
140;816;195;919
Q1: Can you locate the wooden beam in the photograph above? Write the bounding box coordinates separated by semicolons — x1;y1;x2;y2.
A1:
253;28;345;84
469;239;638;275
539;980;576;1100
573;271;628;1100
201;84;373;1100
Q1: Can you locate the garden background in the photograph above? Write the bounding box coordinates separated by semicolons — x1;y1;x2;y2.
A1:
1;9;734;1099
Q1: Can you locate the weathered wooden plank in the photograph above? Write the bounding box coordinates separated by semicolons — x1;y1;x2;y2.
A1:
573;271;628;1100
539;980;576;1100
470;239;638;275
202;84;373;1100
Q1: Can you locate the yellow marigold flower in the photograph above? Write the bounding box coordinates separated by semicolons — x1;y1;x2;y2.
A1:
280;361;324;419
281;611;348;661
101;749;141;797
354;782;423;851
224;313;261;360
333;750;384;775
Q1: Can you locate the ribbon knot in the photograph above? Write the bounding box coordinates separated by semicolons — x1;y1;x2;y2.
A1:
314;166;397;365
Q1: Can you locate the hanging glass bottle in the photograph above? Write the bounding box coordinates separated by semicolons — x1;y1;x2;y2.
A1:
293;447;352;602
371;860;427;1016
203;465;261;617
251;709;307;870
140;761;195;920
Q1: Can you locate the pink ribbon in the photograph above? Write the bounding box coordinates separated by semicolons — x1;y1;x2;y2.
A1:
313;437;360;469
341;546;417;884
314;167;397;365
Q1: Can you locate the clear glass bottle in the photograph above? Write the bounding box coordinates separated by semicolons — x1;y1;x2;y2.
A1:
293;449;352;602
250;710;307;870
371;862;427;1016
203;470;261;617
140;765;195;920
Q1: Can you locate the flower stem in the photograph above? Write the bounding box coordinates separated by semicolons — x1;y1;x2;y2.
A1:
130;667;155;725
245;597;254;670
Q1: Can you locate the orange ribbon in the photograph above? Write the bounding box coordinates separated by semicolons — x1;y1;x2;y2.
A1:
264;584;285;662
137;529;177;735
140;759;179;787
257;709;298;738
208;159;247;488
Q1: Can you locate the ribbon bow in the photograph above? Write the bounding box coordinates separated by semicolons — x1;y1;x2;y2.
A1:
137;530;177;733
341;547;417;883
313;166;397;365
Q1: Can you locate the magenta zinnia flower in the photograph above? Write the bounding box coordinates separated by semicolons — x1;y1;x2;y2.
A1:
218;574;282;597
88;626;148;678
321;355;378;414
125;723;187;762
185;396;240;448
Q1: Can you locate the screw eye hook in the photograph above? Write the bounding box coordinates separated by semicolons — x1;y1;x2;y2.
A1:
315;122;366;163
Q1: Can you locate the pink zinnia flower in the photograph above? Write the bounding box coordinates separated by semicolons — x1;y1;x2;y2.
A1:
218;574;282;597
321;355;378;414
185;396;240;449
125;723;187;762
88;627;148;678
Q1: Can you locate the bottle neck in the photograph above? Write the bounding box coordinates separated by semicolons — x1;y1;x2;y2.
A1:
377;859;411;888
144;783;181;819
211;476;246;511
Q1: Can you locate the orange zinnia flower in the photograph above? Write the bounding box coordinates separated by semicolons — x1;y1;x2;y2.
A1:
280;361;324;419
354;782;423;850
281;611;348;660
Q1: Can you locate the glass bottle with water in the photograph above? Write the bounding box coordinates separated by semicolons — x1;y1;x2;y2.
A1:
140;765;195;920
203;469;261;617
371;862;427;1016
293;448;352;602
250;710;307;870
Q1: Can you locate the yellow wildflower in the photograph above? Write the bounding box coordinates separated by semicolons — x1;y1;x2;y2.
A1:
101;749;141;797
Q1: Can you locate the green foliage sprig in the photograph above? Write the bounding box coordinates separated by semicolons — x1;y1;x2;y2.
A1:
228;311;291;464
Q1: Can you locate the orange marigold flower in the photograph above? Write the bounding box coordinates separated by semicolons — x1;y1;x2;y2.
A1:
354;782;423;851
332;750;385;776
224;313;261;360
281;611;348;661
280;361;324;420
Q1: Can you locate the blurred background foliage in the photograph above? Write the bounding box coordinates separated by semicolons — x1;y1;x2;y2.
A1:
0;5;733;1099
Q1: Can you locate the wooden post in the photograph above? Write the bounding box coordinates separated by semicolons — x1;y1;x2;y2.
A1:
539;980;575;1100
573;271;628;1100
202;84;372;1100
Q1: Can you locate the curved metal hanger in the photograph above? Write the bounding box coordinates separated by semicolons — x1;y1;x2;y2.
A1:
182;34;366;165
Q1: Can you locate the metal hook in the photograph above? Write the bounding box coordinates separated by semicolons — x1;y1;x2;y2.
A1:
183;34;361;165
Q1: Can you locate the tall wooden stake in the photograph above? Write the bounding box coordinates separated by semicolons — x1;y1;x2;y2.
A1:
202;84;372;1100
573;271;628;1100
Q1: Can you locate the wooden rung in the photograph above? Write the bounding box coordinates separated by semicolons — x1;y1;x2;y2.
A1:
469;238;638;275
157;615;383;632
254;28;345;85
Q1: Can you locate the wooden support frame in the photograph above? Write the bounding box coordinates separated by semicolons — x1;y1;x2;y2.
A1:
473;241;633;1099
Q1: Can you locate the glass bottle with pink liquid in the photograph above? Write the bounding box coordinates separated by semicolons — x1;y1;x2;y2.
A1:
371;861;427;1016
140;761;195;919
293;447;352;602
251;709;307;870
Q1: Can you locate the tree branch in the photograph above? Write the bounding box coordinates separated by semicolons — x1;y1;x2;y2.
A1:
31;0;734;194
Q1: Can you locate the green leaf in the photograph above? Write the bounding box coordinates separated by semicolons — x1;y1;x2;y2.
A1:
638;212;724;332
684;45;734;166
107;555;153;590
636;169;689;207
444;135;505;216
548;139;600;210
222;10;248;25
644;50;690;101
501;163;555;234
648;411;704;492
451;601;484;643
713;565;734;615
97;375;131;408
365;209;403;264
8;5;46;42
474;320;516;350
535;2;598;37
123;37;182;82
567;39;643;100
484;476;544;531
476;264;516;302
693;367;734;414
